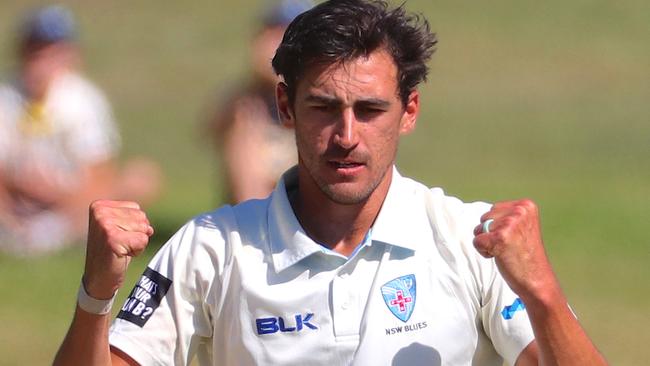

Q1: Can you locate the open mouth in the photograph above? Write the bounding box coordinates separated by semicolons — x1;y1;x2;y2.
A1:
333;161;362;168
328;161;365;174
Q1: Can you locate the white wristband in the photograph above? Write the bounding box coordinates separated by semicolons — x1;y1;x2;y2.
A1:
77;281;116;315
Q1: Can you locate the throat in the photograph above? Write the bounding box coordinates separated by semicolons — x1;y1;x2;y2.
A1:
287;165;390;256
291;194;379;256
327;229;372;257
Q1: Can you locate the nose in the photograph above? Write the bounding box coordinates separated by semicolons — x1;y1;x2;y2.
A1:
332;108;358;149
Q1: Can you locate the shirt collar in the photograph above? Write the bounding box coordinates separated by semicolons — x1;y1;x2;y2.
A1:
370;167;427;252
267;166;424;272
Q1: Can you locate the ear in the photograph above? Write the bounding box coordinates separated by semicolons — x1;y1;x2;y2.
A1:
276;82;295;128
399;90;419;135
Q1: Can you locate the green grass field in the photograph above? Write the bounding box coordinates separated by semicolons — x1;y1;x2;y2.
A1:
1;1;648;364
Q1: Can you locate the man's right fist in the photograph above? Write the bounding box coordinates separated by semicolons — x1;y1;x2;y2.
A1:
83;200;154;300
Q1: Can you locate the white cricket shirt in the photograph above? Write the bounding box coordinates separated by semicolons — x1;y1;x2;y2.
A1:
110;167;534;365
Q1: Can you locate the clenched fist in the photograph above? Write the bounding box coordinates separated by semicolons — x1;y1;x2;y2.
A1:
473;199;560;302
82;200;154;300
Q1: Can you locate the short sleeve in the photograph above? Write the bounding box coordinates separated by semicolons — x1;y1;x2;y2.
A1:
444;195;536;365
109;218;220;365
459;202;535;365
480;262;535;365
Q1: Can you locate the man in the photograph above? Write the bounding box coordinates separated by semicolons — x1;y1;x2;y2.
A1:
0;5;161;255
0;5;121;255
55;0;607;364
205;0;312;203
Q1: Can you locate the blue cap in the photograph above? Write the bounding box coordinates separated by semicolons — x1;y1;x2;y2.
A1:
262;0;313;27
20;5;76;45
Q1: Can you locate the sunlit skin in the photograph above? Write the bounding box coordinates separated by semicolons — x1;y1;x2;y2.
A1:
276;48;418;255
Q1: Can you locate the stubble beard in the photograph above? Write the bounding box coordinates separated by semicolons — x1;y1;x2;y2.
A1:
294;121;393;206
319;179;377;205
310;159;391;206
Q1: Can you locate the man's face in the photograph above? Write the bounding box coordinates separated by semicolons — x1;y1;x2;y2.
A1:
20;43;75;100
278;49;419;205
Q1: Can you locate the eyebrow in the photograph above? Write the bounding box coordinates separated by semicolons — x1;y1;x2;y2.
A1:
304;94;391;108
356;98;391;109
304;94;339;105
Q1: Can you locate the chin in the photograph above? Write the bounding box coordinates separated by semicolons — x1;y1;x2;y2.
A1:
321;183;374;205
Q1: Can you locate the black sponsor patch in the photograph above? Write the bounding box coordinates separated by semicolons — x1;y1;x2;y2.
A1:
117;267;172;327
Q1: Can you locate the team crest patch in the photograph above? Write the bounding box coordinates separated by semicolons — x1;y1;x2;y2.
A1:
381;274;416;323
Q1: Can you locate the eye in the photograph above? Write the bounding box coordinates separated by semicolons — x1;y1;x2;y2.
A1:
362;106;384;113
310;104;335;112
355;105;386;121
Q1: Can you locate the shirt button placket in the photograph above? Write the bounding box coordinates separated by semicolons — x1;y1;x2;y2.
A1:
332;270;357;337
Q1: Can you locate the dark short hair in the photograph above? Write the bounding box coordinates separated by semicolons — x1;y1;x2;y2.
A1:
272;0;437;106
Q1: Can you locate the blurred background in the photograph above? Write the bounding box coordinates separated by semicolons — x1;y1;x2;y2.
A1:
0;0;647;364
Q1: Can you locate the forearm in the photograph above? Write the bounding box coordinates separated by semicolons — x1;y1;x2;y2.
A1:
522;285;608;366
53;305;113;366
474;200;607;365
55;200;152;366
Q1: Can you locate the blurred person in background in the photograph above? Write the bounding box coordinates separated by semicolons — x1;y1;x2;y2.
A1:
204;0;313;204
0;5;162;256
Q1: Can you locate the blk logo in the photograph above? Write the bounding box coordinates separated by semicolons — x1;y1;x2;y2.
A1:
256;313;318;335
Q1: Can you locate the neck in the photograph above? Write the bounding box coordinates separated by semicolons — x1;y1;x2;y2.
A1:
289;167;393;257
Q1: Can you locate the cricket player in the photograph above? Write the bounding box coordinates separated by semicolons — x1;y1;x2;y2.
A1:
54;0;607;365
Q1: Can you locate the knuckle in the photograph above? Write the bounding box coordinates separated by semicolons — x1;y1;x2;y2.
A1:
519;198;537;211
90;199;107;208
124;201;141;210
512;205;527;217
89;201;104;216
134;209;148;221
141;222;152;232
93;205;112;220
89;200;100;210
